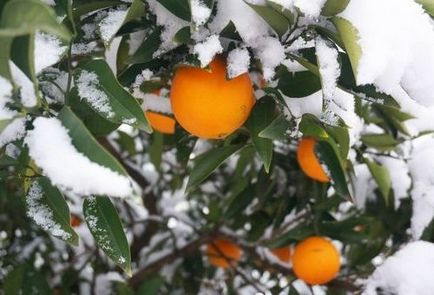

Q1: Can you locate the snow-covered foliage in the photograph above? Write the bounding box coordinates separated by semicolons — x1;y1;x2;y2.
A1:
2;0;434;294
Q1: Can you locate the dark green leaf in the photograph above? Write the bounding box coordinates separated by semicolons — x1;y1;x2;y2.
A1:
174;26;191;44
278;71;322;98
316;140;352;200
74;59;152;132
259;114;292;141
220;21;242;41
247;97;276;172
186;144;243;191
156;0;191;21
128;28;162;64
136;275;164;295
83;196;131;274
245;1;292;37
267;224;315;248
26;177;79;245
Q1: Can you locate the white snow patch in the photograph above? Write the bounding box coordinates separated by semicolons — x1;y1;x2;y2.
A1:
34;32;67;74
193;35;223;67
99;9;127;43
365;241;434;295
142;94;172;114
339;0;434;107
0;118;26;148
191;0;212;26
227;48;250;78
26;181;72;240
76;70;114;118
315;37;340;102
25;117;132;197
254;37;286;81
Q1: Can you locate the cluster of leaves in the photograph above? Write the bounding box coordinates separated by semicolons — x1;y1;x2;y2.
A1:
1;0;434;294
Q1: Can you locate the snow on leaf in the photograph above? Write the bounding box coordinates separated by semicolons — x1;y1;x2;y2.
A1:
25;117;132;197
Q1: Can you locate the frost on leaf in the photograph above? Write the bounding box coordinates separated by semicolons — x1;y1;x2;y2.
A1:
26;181;72;241
76;70;115;118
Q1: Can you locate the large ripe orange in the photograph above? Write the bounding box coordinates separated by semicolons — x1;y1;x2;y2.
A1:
170;57;255;139
206;239;242;269
296;137;329;183
270;246;291;264
146;111;175;134
292;236;340;285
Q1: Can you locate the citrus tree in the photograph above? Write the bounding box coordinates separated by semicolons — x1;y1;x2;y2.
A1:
1;0;434;294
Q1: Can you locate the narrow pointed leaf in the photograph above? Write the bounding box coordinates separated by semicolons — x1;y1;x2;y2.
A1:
25;178;79;245
245;1;291;37
187;144;243;191
74;59;152;132
259;115;292;141
83;196;131;274
321;0;350;17
365;158;391;205
156;0;191;21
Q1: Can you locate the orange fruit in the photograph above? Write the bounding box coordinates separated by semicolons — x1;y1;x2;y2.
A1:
292;236;340;285
270;246;291;264
70;215;81;227
296;137;329;183
146;111;176;134
206;239;242;269
170;57;255;139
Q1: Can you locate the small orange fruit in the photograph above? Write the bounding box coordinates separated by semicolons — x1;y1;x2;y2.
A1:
292;236;340;285
146;111;176;134
270;246;291;264
296;137;329;183
70;215;81;227
206;239;242;269
170;57;255;139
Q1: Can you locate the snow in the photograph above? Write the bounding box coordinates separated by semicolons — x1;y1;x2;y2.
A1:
9;62;37;108
127;30;147;55
193;35;224;67
26;181;72;241
191;0;212;26
408;136;434;239
0;76;15;120
34;32;67;74
76;70;114;118
94;272;124;295
365;241;434;295
294;0;327;17
0;118;26;148
339;0;434;107
99;9;127;43
315;37;340;103
25;117;132;197
227;48;250;78
142;94;172;114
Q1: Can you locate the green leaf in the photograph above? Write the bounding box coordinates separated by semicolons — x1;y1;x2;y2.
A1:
220;21;242;41
259;115;292;141
83;196;131;274
149;132;164;170
364;158;392;205
247;97;276;173
136;275;164;295
186;144;243;191
325;125;350;159
0;0;71;41
25;178;79;245
245;1;292;37
128;28;162;64
278;71;322;98
156;0;191;21
74;59;152;132
72;0;121;18
11;34;36;80
267;224;315;248
316;140;352;200
321;0;350;17
174;26;191;45
58;107;128;175
416;0;434;17
69;88;120;136
299;114;329;139
224;185;255;219
0;37;12;79
360;133;399;151
332;17;362;80
4;264;51;295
